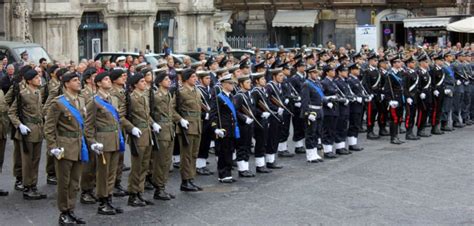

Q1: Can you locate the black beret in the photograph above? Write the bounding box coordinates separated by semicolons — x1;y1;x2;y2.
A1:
128;73;144;86
390;55;402;64
18;65;33;78
56;68;69;79
154;69;168;85
47;65;59;75
82;67;97;81
24;69;38;81
181;69;195;81
62;72;79;83
141;68;153;77
94;72;110;84
110;69;125;81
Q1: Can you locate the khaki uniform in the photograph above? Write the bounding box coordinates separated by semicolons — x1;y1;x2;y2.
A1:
0;90;9;172
110;85;127;184
176;84;202;180
8;85;43;188
85;90;122;198
151;87;181;189
79;85;97;192
42;77;60;178
121;89;154;194
5;81;25;179
44;92;86;212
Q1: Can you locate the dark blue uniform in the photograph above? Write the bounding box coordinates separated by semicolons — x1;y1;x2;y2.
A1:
288;72;307;148
441;63;456;129
234;90;256;170
402;68;419;138
416;67;432;136
346;74;366;149
300;78;324;161
321;77;339;154
384;68;404;143
196;84;214;172
334;77;351;152
265;81;285;165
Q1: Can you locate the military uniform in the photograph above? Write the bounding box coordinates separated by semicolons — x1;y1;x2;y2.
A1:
44;91;87;224
416;65;432;137
250;82;272;173
363;65;387;138
441;61;456;131
346;73;366;151
264;80;285;168
452;59;467;127
300;76;324;162
287;71;306;153
430;62;446;134
384;66;405;144
196;83;214;175
403;66;420;140
334;74;352;155
321;76;340;157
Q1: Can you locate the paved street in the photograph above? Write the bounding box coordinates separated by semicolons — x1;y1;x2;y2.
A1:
0;126;473;225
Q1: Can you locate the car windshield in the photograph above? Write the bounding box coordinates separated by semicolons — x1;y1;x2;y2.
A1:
13;46;51;64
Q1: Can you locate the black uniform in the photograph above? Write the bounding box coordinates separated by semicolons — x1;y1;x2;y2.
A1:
430;64;446;133
363;65;386;137
416;67;432;136
403;68;420;139
346;74;366;150
234;90;256;174
384;68;404;143
300;78;324;161
287;72;306;148
265;81;284;166
196;84;214;174
251;86;272;171
334;77;351;153
321;77;340;155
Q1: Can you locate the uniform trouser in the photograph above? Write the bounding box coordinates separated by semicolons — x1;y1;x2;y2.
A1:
431;95;444;126
405;103;417;130
304;118;321;149
216;137;235;179
452;86;464;124
279;111;291;143
46;153;55;177
335;114;349;144
292;107;305;142
417;102;430;131
179;134;200;180
461;84;471;122
96;151;120;198
127;146;152;194
13;139;22;178
366;100;378;131
254;119;269;158
80;150;96;191
441;95;453;123
322;115;337;145
55;159;82;212
197;120;212;160
152;140;173;189
389;106;403;138
115;153;124;185
348;112;362;138
0;138;5;172
236;124;253;162
266;116;280;154
21;141;42;187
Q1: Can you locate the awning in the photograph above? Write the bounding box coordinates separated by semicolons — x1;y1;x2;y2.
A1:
403;17;451;28
272;10;319;28
447;16;474;33
78;22;107;30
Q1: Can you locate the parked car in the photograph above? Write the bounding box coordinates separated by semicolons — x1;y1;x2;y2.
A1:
225;49;255;60
94;52;161;69
0;41;52;65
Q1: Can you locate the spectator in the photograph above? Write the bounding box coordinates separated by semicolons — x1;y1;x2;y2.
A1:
0;64;15;93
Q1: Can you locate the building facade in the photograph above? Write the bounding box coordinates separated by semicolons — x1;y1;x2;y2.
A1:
0;0;218;62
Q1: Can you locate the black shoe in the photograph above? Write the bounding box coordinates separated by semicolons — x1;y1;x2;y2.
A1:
80;191;97;204
59;212;76;225
391;137;404;144
218;178;234;183
256;166;272;173
232;161;238;168
367;131;380;140
14;178;24;191
68;211;86;224
173;162;180;169
324;152;338;159
122;164;131;172
180;180;199;192
379;128;390;136
0;189;8;196
278;150;295;157
23;187;46;200
466;120;473;126
266;162;283;169
46;175;57;185
137;193;154;205
336;148;351;155
154;189;172;200
144;178;154;191
188;179;203;191
196;167;213;176
349;145;364;151
238;170;255;177
294;147;306;154
406;133;420;140
417;130;432;137
113;183;128;197
307;159;319;163
431;125;445;135
128;194;146;207
98;198;116;215
399;126;406;134
107;196;123;214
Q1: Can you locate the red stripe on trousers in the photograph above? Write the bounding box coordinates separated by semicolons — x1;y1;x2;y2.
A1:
432;100;437;126
390;107;398;124
367;102;372;127
417;106;423;128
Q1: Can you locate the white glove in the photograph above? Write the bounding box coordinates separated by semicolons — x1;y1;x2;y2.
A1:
308;114;316;122
294;102;302;108
368;95;373;102
456;80;462;86
131;127;142;138
90;143;104;155
50;148;64;159
344;99;349;106
407;97;413;105
277;107;284;116
261;112;270;119
356;97;363;103
296;96;301;101
180;118;189;129
214;129;225;138
420;93;426;100
433;90;440;97
19;123;31;135
389;100;399;108
205;113;210;120
245;117;253;125
464;81;470;85
380;94;385;100
284;99;289;105
327;102;334;109
152;123;161;133
444;89;452;95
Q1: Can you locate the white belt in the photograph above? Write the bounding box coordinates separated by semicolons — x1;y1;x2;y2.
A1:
309;105;322;110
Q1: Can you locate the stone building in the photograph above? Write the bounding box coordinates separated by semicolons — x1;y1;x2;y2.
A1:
0;0;218;62
216;0;473;49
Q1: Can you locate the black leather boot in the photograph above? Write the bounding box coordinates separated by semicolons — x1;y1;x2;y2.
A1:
180;180;199;192
137;192;154;205
406;128;420;140
256;166;271;173
98;197;116;215
431;124;444;135
107;195;123;214
68;211;85;224
80;190;97;204
59;211;76;225
128;193;146;207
